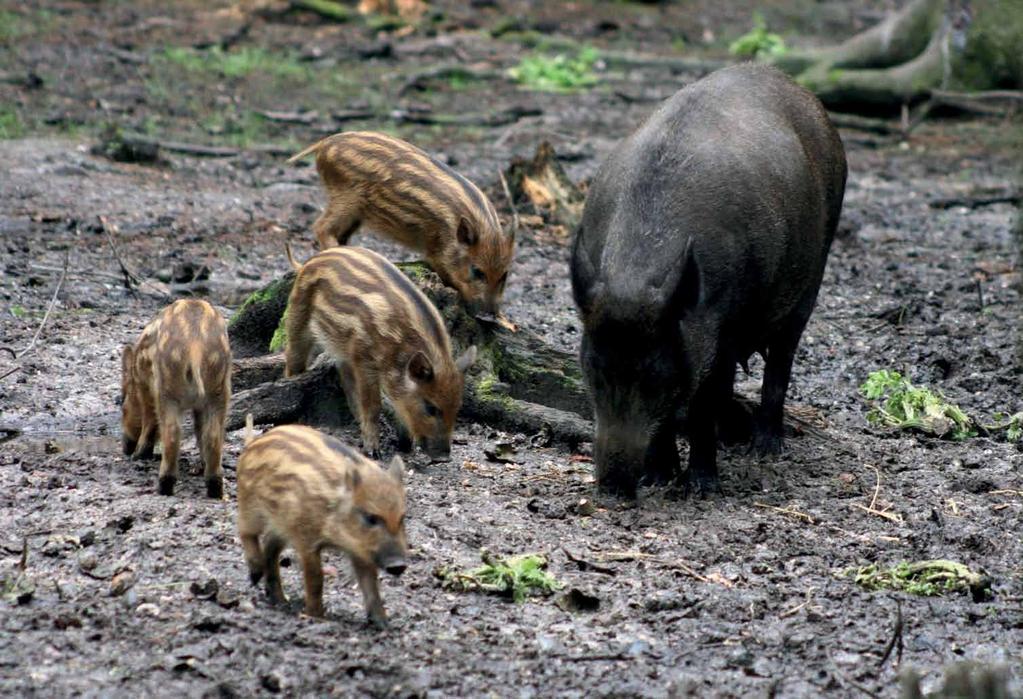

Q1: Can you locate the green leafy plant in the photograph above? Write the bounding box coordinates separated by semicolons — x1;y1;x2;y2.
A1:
986;411;1023;442
859;370;976;440
0;108;25;140
509;46;599;92
851;560;991;600
160;46;308;80
729;13;787;59
437;550;562;602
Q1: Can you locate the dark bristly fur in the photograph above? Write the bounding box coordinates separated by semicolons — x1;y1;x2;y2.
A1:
236;422;408;627
284;246;476;461
121;299;231;498
288;130;515;314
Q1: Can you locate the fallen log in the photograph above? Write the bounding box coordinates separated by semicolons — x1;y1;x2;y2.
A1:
227;261;594;445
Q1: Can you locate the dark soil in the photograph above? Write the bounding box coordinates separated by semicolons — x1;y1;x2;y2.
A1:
1;1;1021;697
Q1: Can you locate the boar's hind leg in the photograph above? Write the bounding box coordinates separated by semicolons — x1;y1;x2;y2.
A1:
714;362;753;445
262;534;288;605
298;547;325;618
353;558;387;629
753;312;811;456
157;403;182;495
195;407;225;499
314;189;361;249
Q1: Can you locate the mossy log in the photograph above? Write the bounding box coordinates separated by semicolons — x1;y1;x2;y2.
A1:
227;261;594;445
772;0;1023;110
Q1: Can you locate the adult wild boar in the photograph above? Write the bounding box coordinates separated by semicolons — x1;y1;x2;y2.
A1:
571;64;847;497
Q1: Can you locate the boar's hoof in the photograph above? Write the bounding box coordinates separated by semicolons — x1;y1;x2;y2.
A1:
206;477;224;499
596;474;639;499
364;446;381;460
751;430;785;457
683;471;722;498
158;475;176;496
367;613;389;630
249;568;264;586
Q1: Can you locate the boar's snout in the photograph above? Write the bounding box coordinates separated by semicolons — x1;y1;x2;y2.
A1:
420;437;451;463
384;560;407;576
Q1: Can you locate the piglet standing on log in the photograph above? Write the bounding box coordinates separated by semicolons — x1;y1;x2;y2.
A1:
284;246;476;461
571;64;847;497
121;299;232;498
237;418;408;627
288;131;515;316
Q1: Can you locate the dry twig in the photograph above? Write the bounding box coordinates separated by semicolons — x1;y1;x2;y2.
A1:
852;464;904;524
752;503;814;523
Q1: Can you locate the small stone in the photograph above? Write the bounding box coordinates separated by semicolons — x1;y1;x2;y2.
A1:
109;570;136;597
574;498;596;516
78;551;98;571
135;603;161;617
261;671;285;693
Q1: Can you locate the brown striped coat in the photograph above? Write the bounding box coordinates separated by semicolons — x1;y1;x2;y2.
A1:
121;299;231;498
236;422;407;626
284;246;476;461
289;130;515;315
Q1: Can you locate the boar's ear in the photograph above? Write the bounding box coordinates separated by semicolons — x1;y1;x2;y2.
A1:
385;455;405;483
570;225;598;315
407;351;435;383
455;345;477;374
667;236;701;317
457;218;478;247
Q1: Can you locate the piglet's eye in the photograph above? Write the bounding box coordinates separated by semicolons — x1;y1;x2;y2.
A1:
470;266;485;282
361;511;383;528
424;401;440;418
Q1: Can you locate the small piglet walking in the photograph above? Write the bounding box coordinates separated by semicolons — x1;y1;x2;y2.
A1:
121;299;231;498
236;419;408;628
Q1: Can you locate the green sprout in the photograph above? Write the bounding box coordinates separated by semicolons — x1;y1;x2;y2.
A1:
859;370;976;440
729;13;787;59
851;560;991;600
509;46;599;92
437;550;562;602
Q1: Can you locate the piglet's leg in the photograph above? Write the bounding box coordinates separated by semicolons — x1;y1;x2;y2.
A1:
314;188;361;249
196;406;225;499
352;558;386;628
157;403;181;495
353;372;382;459
262;534;287;605
299;547;325;618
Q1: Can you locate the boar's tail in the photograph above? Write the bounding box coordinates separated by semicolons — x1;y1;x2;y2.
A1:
284;241;302;272
185;346;206;400
244;413;255;445
286;138;328;164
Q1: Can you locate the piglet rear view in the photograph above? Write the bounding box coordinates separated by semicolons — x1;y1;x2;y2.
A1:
236;422;408;628
121;299;231;498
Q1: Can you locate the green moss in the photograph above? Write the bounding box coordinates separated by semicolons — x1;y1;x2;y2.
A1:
229;276;292;329
953;0;1023;90
269;308;288;352
396;261;435;283
0;107;24;140
851;560;991;600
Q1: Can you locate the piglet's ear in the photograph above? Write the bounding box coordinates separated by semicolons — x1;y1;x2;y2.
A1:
457;218;478;246
385;455;405;483
345;468;362;493
455;345;477;375
407;351;434;383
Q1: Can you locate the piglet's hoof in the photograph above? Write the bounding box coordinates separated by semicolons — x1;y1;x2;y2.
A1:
367;613;389;630
158;475;176;496
206;477;224;499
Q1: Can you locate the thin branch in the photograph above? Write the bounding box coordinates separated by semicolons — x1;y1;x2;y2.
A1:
498;169;521;236
17;249;69;359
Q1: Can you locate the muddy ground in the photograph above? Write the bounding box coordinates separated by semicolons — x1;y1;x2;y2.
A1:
1;1;1021;697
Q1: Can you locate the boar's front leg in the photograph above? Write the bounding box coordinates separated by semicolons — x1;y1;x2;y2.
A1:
298;546;325;618
352;558;387;628
351;370;382;459
684;361;737;495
